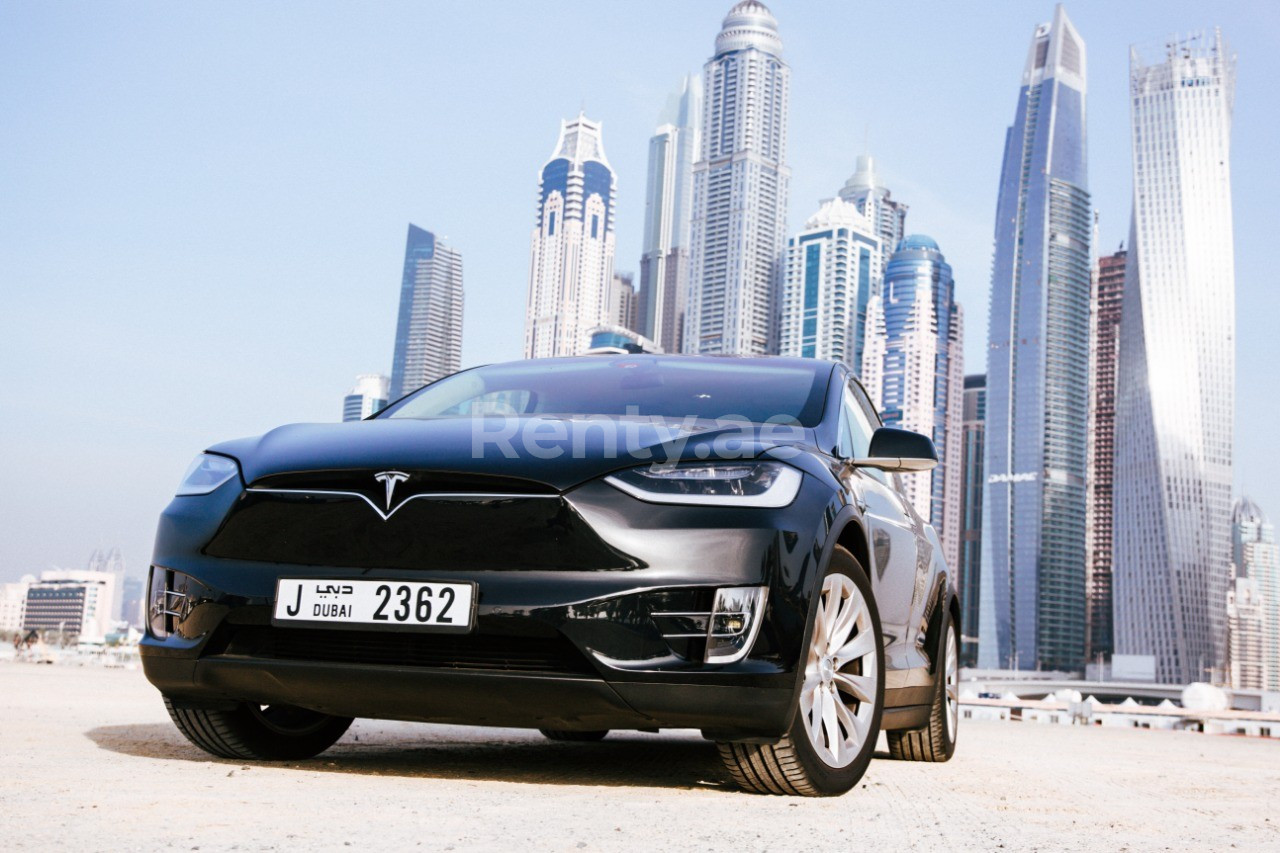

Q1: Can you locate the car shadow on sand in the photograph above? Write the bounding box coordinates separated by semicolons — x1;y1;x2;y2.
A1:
85;722;741;791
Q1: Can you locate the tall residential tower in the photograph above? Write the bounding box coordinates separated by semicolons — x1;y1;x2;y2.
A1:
959;374;987;667
862;236;964;574
779;197;881;368
1113;30;1237;684
638;75;702;353
525;115;617;358
838;154;908;271
389;224;463;399
1227;498;1274;691
685;1;790;355
980;6;1091;671
1085;246;1126;663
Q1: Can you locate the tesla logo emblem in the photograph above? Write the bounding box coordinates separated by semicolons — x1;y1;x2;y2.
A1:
373;471;410;509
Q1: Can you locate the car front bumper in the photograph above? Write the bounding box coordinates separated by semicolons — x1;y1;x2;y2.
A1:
141;477;840;740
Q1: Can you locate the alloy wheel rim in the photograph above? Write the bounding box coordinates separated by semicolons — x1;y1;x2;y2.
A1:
800;573;878;768
944;626;958;740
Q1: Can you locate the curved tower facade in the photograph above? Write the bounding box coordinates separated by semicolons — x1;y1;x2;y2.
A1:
685;1;790;355
980;5;1091;671
1113;30;1236;685
524;114;617;358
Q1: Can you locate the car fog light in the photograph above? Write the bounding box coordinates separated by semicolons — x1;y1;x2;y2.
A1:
705;586;768;665
148;566;172;638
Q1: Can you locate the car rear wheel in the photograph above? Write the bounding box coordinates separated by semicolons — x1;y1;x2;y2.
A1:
718;546;884;796
886;612;958;762
164;696;353;760
539;729;609;742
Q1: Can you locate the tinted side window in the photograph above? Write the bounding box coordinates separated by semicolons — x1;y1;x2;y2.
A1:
844;381;889;484
843;387;876;458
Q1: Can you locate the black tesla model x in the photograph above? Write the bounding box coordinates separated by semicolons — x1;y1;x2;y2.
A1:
143;354;959;796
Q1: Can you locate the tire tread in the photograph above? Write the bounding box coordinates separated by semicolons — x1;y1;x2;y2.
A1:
163;697;350;760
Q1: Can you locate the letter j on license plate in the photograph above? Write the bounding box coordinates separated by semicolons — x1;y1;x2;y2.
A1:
273;579;476;633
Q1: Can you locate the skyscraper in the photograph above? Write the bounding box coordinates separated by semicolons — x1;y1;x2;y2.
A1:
1226;576;1266;691
1230;498;1277;691
608;271;638;336
525;114;617;359
1114;30;1237;685
838;154;908;271
343;373;390;421
638;75;702;354
685;1;790;356
959;374;986;667
389;224;464;399
862;236;964;574
1085;246;1126;663
979;6;1091;672
778;197;881;368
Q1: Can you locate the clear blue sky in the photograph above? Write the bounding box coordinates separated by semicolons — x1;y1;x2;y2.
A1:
2;1;1277;582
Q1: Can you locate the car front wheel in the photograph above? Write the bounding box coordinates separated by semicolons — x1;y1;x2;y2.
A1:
164;697;353;760
718;546;884;796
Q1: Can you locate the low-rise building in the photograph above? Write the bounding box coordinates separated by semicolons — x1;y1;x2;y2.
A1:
23;570;117;640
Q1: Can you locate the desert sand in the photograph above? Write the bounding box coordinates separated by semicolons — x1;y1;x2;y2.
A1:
1;663;1276;851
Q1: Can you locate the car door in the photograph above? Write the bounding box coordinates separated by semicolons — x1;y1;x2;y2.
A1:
835;379;922;674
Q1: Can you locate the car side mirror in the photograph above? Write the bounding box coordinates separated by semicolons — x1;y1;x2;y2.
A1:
853;427;938;473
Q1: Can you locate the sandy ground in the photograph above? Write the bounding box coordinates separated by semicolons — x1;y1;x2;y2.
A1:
0;664;1277;851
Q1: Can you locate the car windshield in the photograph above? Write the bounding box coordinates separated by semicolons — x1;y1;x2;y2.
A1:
380;357;831;426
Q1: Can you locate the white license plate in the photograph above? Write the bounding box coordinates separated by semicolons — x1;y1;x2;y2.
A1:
273;579;476;633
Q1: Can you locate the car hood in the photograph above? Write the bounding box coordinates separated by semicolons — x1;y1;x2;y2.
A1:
209;416;814;492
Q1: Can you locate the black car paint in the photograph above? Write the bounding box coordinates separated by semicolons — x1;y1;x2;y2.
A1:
142;356;956;742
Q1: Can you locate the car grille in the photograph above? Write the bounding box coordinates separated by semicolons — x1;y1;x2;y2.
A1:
218;626;598;676
201;490;637;571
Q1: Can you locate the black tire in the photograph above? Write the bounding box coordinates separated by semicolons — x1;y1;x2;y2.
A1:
164;697;353;760
886;609;958;762
718;546;885;796
539;729;609;742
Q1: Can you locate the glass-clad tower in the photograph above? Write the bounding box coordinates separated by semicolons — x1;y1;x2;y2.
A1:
638;75;702;353
779;197;881;368
525;114;617;358
685;1;790;355
389;224;463;400
862;236;964;575
979;5;1091;671
1113;30;1236;685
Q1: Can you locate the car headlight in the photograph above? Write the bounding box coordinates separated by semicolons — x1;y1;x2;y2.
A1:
604;461;802;507
175;453;240;496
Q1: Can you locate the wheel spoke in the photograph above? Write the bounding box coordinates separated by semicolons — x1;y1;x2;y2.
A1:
821;587;841;651
833;671;875;704
827;590;859;650
834;693;866;747
832;629;875;668
821;689;840;757
809;689;827;747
